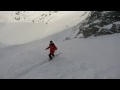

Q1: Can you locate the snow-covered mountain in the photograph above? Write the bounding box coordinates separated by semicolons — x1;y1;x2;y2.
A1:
0;11;89;45
0;11;59;24
76;11;120;38
0;11;88;24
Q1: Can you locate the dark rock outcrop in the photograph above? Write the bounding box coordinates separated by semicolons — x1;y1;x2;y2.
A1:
79;11;120;38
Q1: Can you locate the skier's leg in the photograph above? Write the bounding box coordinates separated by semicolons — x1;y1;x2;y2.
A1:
49;54;52;59
52;51;55;57
52;54;54;57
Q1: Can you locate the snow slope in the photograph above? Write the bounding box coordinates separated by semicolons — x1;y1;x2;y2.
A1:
0;11;89;45
0;22;48;45
0;42;8;49
0;28;120;79
0;11;88;24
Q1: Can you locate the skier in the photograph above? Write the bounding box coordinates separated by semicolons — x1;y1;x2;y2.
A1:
46;41;58;60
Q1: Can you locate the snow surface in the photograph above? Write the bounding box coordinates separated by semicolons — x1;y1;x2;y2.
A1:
0;42;8;49
103;24;113;30
92;20;100;24
0;28;120;79
113;21;120;24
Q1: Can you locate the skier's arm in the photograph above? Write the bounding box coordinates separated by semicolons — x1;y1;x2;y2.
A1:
46;46;50;50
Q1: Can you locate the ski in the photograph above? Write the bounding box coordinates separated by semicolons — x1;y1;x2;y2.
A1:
40;52;61;65
49;52;61;61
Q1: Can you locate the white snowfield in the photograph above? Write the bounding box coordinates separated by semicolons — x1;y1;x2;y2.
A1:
0;31;120;79
0;11;87;23
0;11;89;45
0;11;120;79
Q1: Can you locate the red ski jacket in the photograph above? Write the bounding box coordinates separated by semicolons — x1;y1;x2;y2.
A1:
46;44;57;54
